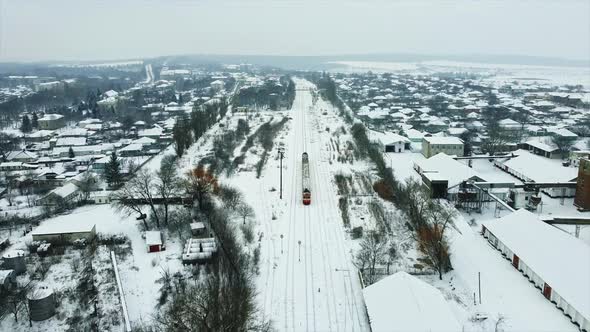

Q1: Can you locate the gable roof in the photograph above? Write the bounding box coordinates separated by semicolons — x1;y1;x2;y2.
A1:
483;209;590;323
363;271;460;332
501;149;578;183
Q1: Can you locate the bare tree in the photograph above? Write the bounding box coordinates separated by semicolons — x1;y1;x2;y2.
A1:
551;135;575;159
236;203;254;225
416;201;457;280
0;133;19;162
157;155;180;226
0;281;30;324
77;172;97;204
355;231;387;285
218;184;243;211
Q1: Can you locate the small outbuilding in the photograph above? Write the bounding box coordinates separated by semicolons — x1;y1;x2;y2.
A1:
27;283;56;321
363;271;461;332
190;222;207;238
2;250;26;274
146;231;164;253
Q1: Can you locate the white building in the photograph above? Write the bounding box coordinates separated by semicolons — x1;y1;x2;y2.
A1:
421;136;464;158
482;209;590;331
363;271;461;332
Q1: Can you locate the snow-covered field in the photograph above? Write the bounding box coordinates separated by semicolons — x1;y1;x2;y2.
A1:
329;60;590;87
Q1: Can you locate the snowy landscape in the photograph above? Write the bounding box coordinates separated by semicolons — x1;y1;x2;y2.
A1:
1;1;590;331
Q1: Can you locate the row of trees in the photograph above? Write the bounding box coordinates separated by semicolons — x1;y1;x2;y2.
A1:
173;100;228;157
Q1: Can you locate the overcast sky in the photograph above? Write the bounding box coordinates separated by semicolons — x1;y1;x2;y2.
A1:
1;0;589;62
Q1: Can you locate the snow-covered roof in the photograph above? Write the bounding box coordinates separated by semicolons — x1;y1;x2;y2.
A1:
363;271;461;332
32;218;95;236
50;182;79;198
370;130;410;145
119;143;143;152
525;139;558;152
483;209;590;323
56;137;87;147
423;136;463;145
548;128;578;138
59;128;89;137
145;231;162;246
103;90;119;98
415;153;485;188
6;150;38;161
39;113;64;121
499;118;520;127
501;149;578;183
405;128;425;140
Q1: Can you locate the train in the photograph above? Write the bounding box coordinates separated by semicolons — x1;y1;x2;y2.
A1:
302;152;311;205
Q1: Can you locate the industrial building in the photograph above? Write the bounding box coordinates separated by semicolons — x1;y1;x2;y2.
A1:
575;158;590;210
482;209;590;331
421;136;464;158
495;150;578;197
414;153;487;199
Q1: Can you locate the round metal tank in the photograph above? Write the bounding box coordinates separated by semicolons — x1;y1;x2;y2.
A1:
2;250;26;275
27;284;56;321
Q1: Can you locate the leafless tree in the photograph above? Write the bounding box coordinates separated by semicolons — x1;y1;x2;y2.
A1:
551;135;575;159
236;203;254;225
218;184;243;211
77;172;97;203
355;231;387;285
0;281;31;324
157;155;180;226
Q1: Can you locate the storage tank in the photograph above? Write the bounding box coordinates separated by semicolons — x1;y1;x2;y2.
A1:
27;284;56;321
2;250;26;275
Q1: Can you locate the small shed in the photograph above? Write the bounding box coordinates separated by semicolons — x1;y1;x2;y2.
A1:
2;250;26;274
27;284;56;321
146;231;164;253
190;222;207;238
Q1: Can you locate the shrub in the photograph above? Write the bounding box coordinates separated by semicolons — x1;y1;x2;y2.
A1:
373;179;395;202
351;226;363;239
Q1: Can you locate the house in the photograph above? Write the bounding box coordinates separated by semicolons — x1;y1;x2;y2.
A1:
55;137;87;147
146;231;164;253
362;271;461;332
482;209;590;331
414;153;487;199
575;158;590;210
498;118;521;131
38;114;65;130
37;182;80;206
495;150;578;197
522;139;560;159
6;150;38;163
90;191;111;204
421;136;464;158
31;223;96;245
190;222;208;238
370;131;411;153
118;143;144;157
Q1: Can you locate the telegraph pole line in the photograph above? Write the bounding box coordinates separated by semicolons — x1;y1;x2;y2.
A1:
278;147;285;199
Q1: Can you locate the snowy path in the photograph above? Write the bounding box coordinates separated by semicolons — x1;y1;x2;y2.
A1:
259;79;370;331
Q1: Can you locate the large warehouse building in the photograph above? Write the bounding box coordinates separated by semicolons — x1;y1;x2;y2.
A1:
482;209;590;331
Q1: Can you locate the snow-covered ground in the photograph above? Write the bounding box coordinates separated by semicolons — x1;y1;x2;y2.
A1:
383;149;584;331
222;79;370;331
329;60;590;87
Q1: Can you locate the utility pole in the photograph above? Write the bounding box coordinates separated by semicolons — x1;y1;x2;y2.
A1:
278;147;285;199
298;240;301;262
280;234;284;254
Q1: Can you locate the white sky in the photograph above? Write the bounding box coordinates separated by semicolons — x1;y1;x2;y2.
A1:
1;0;589;62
